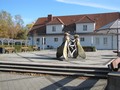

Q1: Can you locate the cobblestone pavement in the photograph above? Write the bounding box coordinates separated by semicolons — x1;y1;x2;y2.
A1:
0;72;107;90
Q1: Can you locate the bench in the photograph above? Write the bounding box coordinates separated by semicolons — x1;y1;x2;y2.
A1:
21;47;29;52
4;47;15;53
33;46;38;51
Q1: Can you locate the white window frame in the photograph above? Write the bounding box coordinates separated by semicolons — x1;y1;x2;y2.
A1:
36;38;40;45
80;37;85;42
95;37;100;45
83;25;87;31
103;37;108;45
54;38;58;42
52;26;56;32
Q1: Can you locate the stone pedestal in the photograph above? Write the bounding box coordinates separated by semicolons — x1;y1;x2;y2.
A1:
107;72;120;90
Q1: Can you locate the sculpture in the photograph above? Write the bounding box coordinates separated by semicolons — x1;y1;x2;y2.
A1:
56;32;86;60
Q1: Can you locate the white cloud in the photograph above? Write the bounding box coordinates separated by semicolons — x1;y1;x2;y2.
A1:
56;0;120;11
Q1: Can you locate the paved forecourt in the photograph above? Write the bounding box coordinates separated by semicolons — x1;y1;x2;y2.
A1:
0;50;117;90
0;49;117;67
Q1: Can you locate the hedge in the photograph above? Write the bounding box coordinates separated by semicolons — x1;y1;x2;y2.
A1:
83;46;96;52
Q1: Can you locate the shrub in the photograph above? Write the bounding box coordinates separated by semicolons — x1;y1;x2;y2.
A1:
83;46;96;52
13;45;22;52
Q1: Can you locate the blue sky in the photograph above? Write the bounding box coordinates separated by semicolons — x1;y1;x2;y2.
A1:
0;0;120;25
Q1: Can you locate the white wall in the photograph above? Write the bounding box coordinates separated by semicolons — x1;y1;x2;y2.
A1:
28;36;36;46
31;35;64;49
75;23;96;47
35;36;46;49
94;35;113;50
76;23;95;33
46;36;63;48
46;24;64;34
28;34;117;50
80;36;94;46
112;35;117;49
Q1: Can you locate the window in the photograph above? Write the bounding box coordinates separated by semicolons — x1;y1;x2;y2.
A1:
52;26;56;32
36;38;40;45
54;38;58;42
28;38;31;40
80;37;85;42
103;37;108;45
95;37;100;45
0;41;2;45
63;37;64;42
36;38;39;42
83;25;87;31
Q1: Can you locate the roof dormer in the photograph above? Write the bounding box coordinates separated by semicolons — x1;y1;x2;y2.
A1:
76;16;95;33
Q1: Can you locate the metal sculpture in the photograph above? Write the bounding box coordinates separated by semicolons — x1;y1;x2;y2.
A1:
56;33;86;60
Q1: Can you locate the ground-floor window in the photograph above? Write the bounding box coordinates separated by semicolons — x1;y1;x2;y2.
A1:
103;37;108;45
0;41;2;45
36;38;40;45
80;37;85;42
54;38;58;42
95;37;100;45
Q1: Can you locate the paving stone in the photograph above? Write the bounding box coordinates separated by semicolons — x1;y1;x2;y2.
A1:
0;50;116;90
0;72;107;90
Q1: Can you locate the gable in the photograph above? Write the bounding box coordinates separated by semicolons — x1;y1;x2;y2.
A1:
76;16;95;23
47;17;64;25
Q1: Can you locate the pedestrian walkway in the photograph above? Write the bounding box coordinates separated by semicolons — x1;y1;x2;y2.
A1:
0;72;107;90
0;50;117;90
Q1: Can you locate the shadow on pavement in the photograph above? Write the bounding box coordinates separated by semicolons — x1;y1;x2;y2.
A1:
41;76;100;90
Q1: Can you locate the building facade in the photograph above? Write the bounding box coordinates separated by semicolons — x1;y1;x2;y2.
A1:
28;12;120;50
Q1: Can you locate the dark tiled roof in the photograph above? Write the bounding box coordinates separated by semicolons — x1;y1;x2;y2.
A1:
29;12;120;35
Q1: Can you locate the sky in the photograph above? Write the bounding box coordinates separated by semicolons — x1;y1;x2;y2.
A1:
0;0;120;25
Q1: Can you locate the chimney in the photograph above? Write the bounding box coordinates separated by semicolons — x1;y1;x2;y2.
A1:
48;14;53;21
